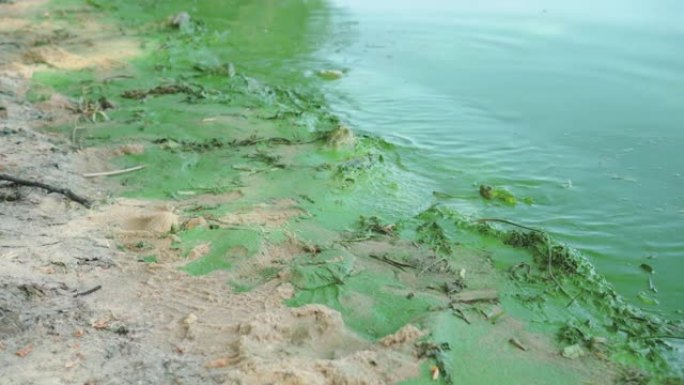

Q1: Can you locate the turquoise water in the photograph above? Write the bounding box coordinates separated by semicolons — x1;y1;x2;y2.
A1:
319;0;684;316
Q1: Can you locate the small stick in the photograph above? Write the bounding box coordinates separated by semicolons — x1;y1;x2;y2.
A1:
509;337;528;351
476;218;542;233
368;254;415;270
83;165;145;178
102;74;134;83
451;289;499;303
452;308;471;324
0;173;92;208
638;335;684;341
648;276;658;293
74;285;102;297
0;241;61;249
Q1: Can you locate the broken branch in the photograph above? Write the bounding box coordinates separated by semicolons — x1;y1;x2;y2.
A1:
0;173;92;208
74;285;102;297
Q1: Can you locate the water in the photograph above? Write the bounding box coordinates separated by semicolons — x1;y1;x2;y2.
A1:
320;0;684;315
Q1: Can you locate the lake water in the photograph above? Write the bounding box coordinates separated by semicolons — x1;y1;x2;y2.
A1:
319;0;684;315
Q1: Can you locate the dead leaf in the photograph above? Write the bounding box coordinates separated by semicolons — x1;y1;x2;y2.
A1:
458;268;466;279
640;263;654;274
561;343;585;359
486;305;504;322
430;365;440;380
73;329;85;337
205;356;239;368
182;313;198;327
113;144;145;156
184;216;208;230
16;344;32;357
317;69;344;80
65;360;80;368
92;319;109;329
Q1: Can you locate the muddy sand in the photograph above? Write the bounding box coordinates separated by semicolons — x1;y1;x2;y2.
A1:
0;3;427;384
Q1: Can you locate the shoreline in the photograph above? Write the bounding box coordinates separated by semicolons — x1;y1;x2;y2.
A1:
1;1;681;384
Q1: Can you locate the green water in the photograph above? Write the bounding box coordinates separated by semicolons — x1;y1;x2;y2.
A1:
320;0;684;316
33;0;683;381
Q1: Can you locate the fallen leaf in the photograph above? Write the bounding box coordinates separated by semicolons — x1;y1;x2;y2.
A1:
486;305;504;323
561;344;585;359
184;217;208;230
182;313;198;327
205;356;239;368
640;263;654;274
16;344;32;357
92;319;109;329
73;329;85;338
430;365;440;380
206;358;229;368
65;360;80;368
317;69;344;80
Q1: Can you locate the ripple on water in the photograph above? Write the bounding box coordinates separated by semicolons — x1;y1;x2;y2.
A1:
325;0;684;315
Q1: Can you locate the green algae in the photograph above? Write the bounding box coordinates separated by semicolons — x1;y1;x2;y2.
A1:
405;205;683;382
179;227;260;276
286;248;442;340
414;313;593;385
479;184;533;206
29;0;683;382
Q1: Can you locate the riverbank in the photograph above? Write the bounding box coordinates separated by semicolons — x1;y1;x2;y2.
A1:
0;1;681;384
0;3;430;384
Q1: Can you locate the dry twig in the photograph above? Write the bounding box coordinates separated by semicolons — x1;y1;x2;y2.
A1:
83;165;145;178
0;173;91;207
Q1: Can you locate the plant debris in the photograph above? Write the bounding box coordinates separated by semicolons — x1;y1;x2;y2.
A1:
121;83;201;100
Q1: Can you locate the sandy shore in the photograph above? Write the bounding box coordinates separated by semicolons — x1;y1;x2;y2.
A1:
0;2;427;384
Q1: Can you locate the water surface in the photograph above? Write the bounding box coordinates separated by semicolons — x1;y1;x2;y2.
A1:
321;0;684;314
